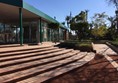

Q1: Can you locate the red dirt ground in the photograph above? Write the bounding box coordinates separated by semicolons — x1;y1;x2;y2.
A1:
43;55;118;83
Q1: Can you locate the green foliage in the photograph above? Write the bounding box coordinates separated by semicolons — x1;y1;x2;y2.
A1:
75;43;92;52
91;12;109;39
70;10;89;40
92;26;108;39
70;22;89;40
75;11;86;22
71;22;89;40
61;22;65;25
107;25;117;40
106;16;118;40
65;16;71;28
65;16;71;23
70;22;88;30
48;23;60;29
91;12;108;28
57;40;93;52
109;40;118;47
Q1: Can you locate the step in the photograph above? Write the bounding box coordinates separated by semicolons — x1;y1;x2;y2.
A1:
20;52;95;83
0;48;68;67
0;47;59;60
0;46;56;57
0;44;22;49
1;52;86;83
0;46;52;54
0;49;75;76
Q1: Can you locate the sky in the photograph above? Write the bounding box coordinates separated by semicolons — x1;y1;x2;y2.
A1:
24;0;116;23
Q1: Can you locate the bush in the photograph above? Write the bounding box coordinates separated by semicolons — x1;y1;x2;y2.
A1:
93;40;109;44
57;40;94;52
57;42;76;49
109;41;118;47
75;43;93;52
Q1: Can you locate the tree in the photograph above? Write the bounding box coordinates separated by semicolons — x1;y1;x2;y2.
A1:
85;10;89;21
106;0;118;35
92;26;108;39
108;16;115;27
91;12;108;39
107;16;117;40
106;0;118;9
65;16;71;28
91;12;108;28
70;10;89;40
75;11;87;22
61;22;65;25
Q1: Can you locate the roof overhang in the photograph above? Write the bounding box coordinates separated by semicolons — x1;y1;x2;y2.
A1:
22;2;57;23
0;3;39;23
59;23;69;30
0;0;22;7
0;1;57;23
0;1;70;30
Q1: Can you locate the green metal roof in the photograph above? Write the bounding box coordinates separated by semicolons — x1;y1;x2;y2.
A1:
23;2;68;30
23;2;57;23
59;23;69;30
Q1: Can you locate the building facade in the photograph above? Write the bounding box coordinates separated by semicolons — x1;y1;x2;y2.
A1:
0;0;69;45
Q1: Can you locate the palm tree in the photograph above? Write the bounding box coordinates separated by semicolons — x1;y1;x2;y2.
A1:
108;16;115;27
65;16;71;28
85;10;89;22
61;22;65;25
106;0;118;33
106;0;118;9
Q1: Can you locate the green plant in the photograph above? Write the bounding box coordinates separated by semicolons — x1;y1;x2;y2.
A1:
57;40;94;52
75;43;93;52
69;10;89;40
109;40;118;47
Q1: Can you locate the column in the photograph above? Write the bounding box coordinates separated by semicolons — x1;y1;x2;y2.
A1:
36;21;40;43
3;23;6;43
66;30;69;40
49;29;51;41
39;18;42;43
29;22;31;42
19;8;23;45
58;28;60;41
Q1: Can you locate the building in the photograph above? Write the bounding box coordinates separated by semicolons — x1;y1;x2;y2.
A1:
0;0;69;45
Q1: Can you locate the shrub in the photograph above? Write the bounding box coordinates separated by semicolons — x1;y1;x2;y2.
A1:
109;41;118;47
57;40;94;52
75;43;93;52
